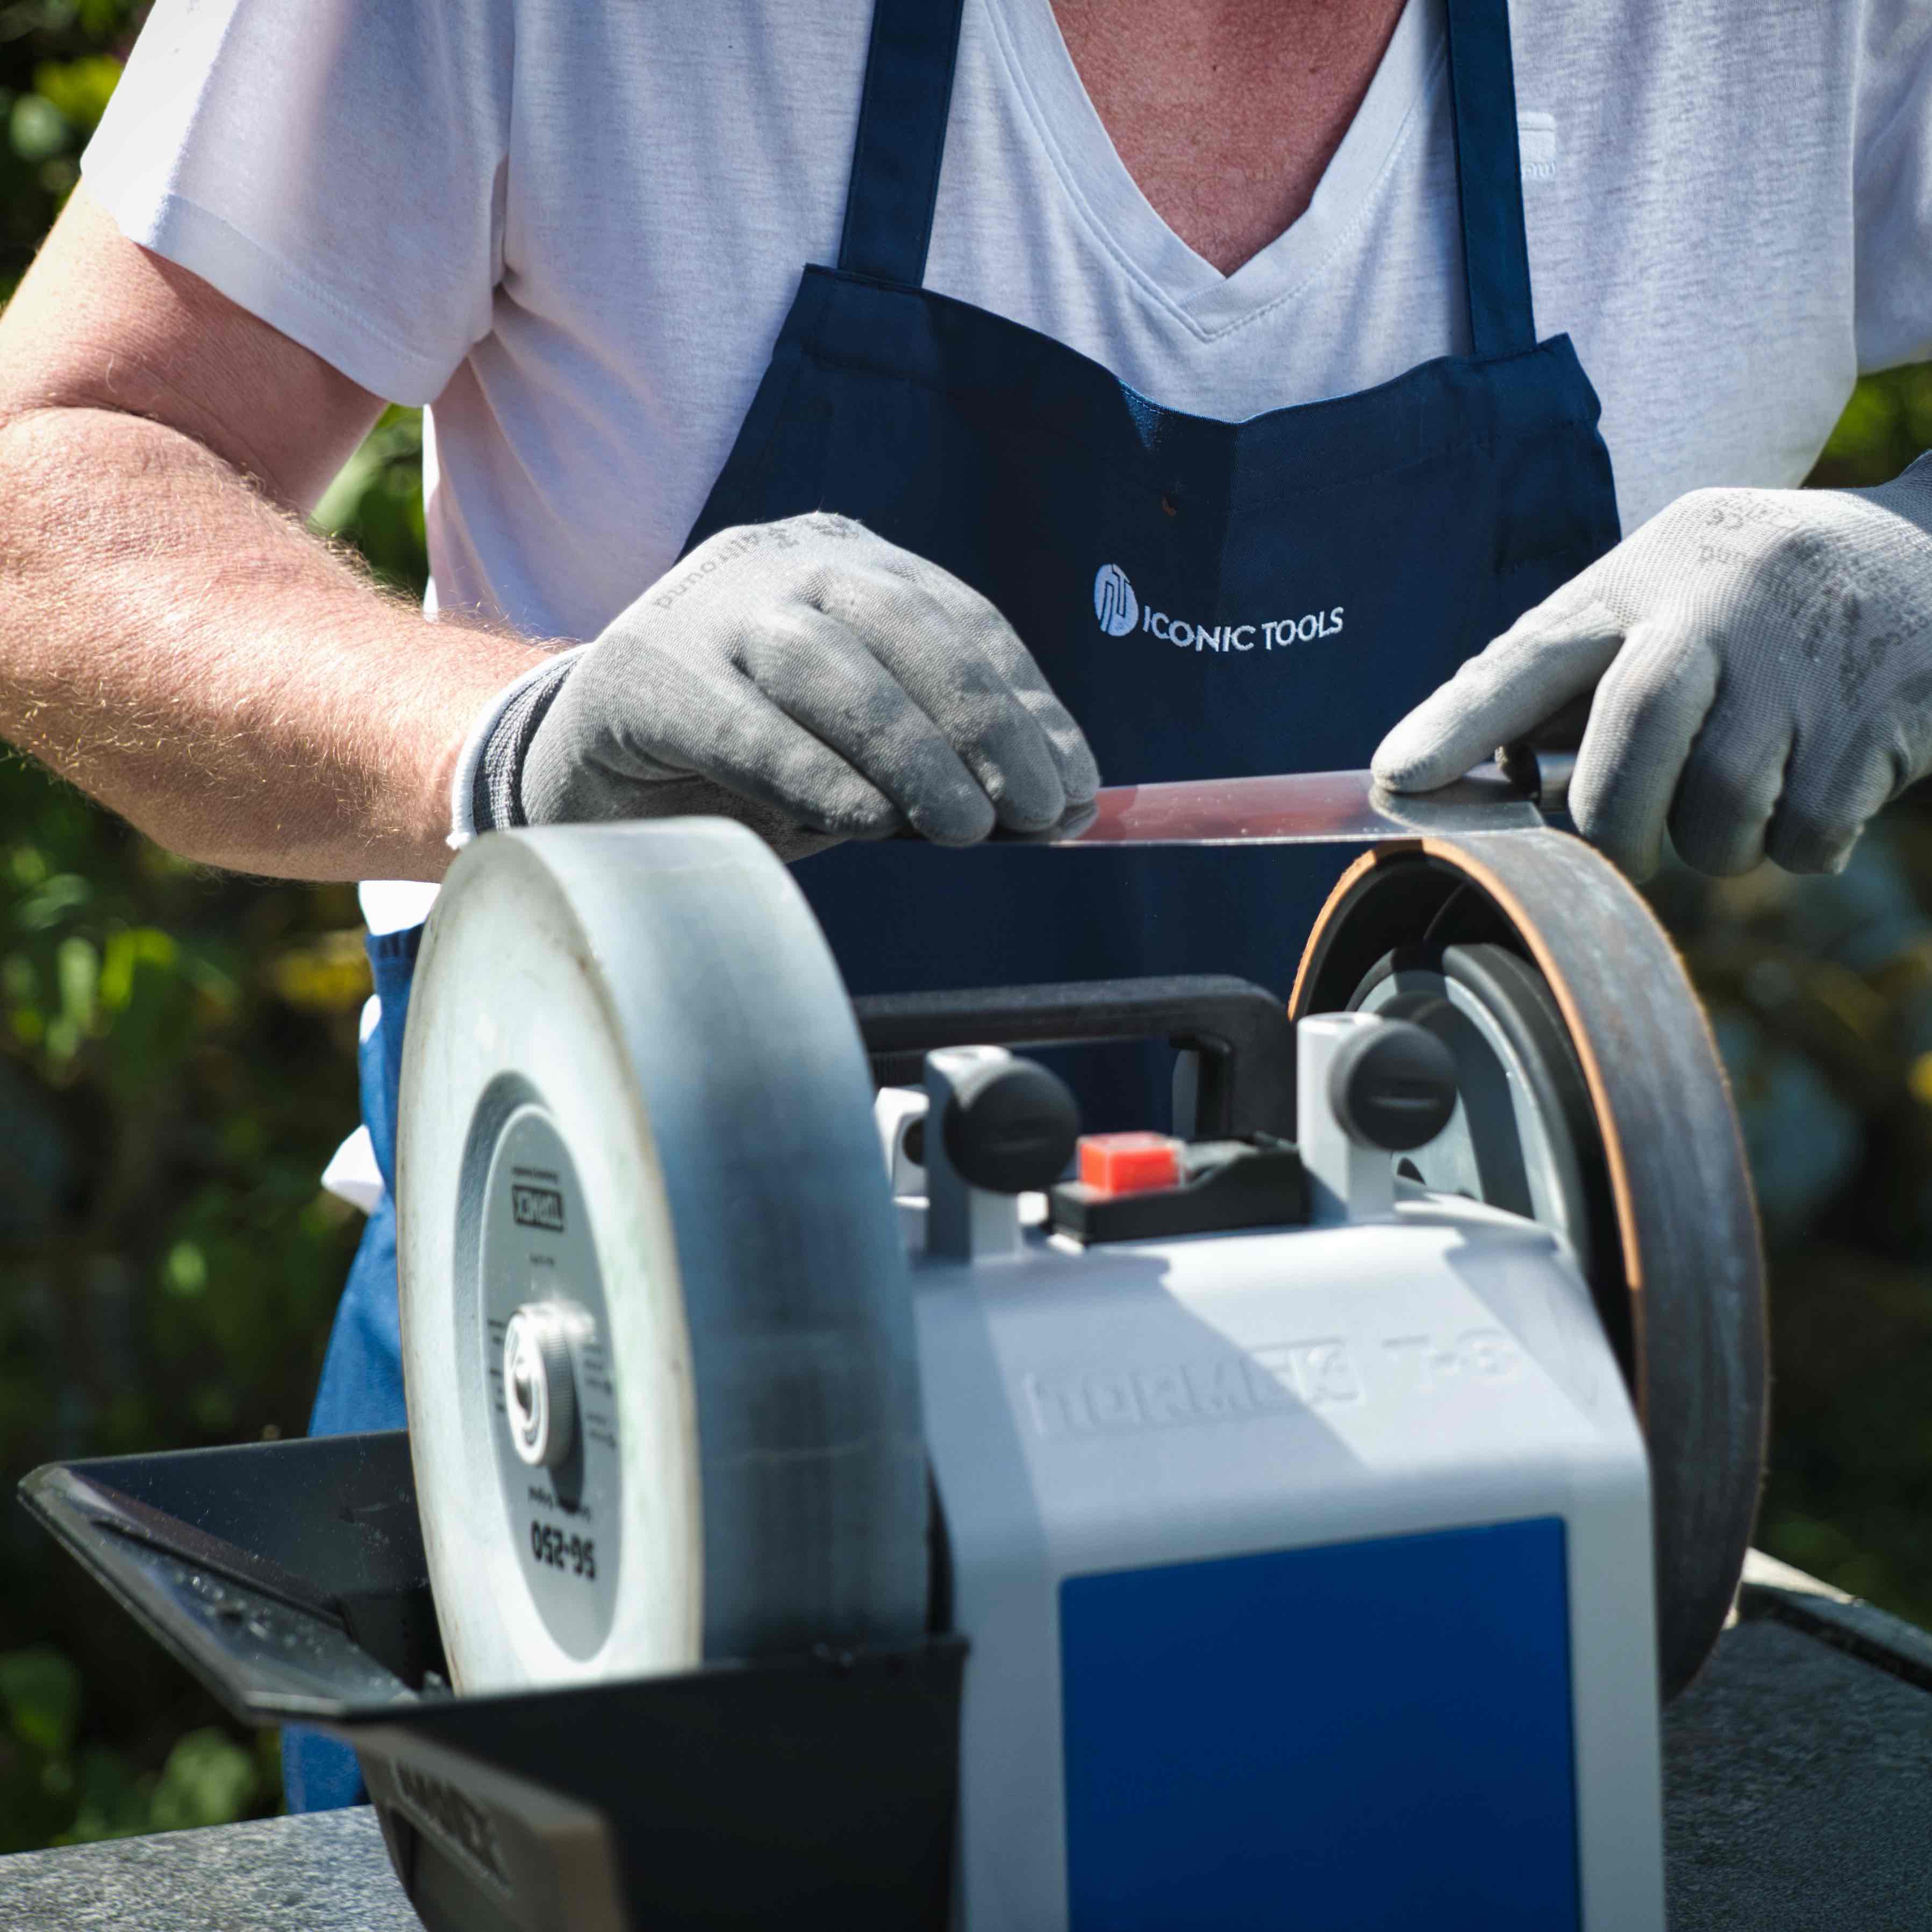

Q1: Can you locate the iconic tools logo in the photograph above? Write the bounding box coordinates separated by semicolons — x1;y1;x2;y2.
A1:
1093;563;1342;654
1093;562;1139;636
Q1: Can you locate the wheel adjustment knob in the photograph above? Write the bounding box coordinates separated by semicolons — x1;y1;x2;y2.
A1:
942;1055;1082;1194
1327;1018;1458;1153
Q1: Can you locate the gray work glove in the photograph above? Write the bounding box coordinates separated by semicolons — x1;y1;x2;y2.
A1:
1371;456;1932;879
464;514;1099;861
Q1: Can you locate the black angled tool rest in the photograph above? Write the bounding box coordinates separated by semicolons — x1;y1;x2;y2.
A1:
17;1433;964;1932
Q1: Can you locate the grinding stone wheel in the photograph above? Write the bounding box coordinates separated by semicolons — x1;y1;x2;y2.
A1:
1291;829;1768;1702
397;818;928;1692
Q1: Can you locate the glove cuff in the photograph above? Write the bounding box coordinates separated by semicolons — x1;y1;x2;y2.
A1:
1895;449;1932;501
447;647;588;849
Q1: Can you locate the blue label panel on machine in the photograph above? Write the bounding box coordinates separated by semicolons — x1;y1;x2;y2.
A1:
1060;1517;1579;1931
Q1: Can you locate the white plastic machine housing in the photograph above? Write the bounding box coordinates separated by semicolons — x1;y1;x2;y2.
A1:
891;1021;1665;1932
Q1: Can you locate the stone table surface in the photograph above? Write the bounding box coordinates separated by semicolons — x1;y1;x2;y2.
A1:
0;1806;414;1931
4;1576;1931;1930
1664;1618;1932;1929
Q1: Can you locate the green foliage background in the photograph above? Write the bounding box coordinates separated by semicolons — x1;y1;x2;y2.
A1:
5;0;1932;1859
0;1;413;1848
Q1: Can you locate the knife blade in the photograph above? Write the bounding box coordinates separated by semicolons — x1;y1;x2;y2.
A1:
1037;746;1574;847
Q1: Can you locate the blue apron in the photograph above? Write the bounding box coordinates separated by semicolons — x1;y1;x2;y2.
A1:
290;0;1619;1809
690;0;1618;1124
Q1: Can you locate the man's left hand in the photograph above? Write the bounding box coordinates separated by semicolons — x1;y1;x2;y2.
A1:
1372;460;1932;879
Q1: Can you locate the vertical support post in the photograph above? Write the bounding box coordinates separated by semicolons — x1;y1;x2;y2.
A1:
924;1047;1022;1261
1296;1014;1396;1225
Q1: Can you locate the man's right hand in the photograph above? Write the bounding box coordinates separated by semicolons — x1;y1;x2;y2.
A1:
469;514;1100;860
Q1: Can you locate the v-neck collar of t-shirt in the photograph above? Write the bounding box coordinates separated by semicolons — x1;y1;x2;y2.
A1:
975;0;1448;342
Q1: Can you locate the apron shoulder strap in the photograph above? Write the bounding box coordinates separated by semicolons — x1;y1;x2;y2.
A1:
1443;0;1537;359
838;0;969;287
839;0;1538;350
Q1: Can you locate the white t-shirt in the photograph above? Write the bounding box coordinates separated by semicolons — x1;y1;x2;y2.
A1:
87;0;1932;612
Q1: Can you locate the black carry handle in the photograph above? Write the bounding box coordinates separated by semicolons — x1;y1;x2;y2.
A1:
852;975;1295;1140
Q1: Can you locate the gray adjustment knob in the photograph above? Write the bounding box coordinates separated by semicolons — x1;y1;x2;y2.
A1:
502;1302;578;1469
1327;1019;1458;1152
942;1055;1081;1194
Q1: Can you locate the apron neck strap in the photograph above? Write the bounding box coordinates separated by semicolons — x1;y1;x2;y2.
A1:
1444;0;1537;358
838;0;968;285
839;0;1539;358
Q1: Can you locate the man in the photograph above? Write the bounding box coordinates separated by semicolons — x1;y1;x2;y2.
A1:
1;0;1928;1804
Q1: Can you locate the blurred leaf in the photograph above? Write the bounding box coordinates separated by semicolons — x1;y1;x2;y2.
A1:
189;1384;233;1432
17;872;89;929
59;1747;151;1844
1901;365;1932;453
147;1728;259;1833
268;929;372;1014
75;0;139;39
55;933;97;1035
1819;379;1897;468
253;1726;283;1812
31;54;116;132
0;1648;81;1757
311;406;426;595
8;90;63;160
162;1239;205;1298
1808;366;1932;489
310;441;384;535
98;926;176;1011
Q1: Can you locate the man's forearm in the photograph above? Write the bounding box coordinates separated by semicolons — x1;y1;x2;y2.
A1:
0;403;547;881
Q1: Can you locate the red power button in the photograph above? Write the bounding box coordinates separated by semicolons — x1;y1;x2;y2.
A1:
1077;1132;1182;1196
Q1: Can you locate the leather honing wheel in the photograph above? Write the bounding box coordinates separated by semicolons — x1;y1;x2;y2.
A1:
397;818;928;1692
1292;829;1768;1702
